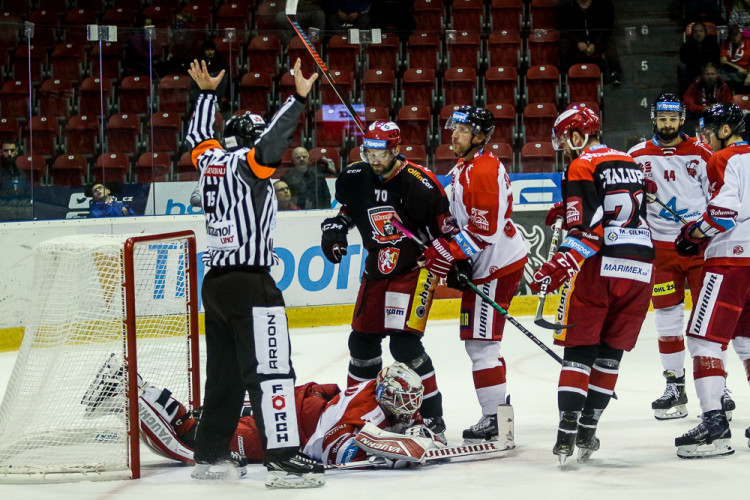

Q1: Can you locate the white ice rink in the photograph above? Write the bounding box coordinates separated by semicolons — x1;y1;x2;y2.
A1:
0;311;748;500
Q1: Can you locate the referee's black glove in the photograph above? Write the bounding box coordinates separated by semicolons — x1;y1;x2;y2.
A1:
321;214;351;263
446;259;473;291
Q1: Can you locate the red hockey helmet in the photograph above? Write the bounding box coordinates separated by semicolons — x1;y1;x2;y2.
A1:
551;105;601;151
363;121;401;150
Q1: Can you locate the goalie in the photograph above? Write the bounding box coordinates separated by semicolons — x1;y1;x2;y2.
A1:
83;358;446;469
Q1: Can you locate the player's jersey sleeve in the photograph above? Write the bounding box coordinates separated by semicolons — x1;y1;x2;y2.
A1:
399;162;453;242
701;150;739;235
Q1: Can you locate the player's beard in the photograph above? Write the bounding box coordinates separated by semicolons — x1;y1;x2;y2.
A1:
657;127;679;142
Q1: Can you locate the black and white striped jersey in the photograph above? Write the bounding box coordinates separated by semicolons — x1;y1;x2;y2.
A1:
186;90;306;268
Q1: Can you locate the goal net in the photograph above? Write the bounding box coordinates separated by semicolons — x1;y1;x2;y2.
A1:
0;232;200;482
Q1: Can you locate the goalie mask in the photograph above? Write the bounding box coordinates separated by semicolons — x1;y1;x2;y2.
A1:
375;362;424;421
552;105;601;153
224;111;266;151
360;121;401;163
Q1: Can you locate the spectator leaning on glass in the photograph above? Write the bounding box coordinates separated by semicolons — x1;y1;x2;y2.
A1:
85;182;134;217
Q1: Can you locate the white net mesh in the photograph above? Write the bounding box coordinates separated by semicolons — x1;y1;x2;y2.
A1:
0;233;198;482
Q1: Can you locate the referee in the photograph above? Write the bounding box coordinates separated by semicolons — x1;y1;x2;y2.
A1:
186;59;324;489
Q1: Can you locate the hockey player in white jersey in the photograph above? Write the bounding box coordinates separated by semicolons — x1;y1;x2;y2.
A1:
627;93;736;420
673;103;750;458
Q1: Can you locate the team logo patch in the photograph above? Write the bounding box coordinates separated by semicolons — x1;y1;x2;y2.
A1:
205;165;226;177
272;395;286;410
566;198;582;226
733;245;744;255
685;159;698;177
470;208;490;231
378;247;400;274
368;206;405;244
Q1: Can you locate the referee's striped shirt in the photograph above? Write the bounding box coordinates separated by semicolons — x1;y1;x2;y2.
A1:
186;90;306;268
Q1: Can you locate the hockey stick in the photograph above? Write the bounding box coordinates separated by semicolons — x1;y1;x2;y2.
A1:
389;217;564;366
533;217;575;330
648;194;688;225
324;441;513;470
285;0;366;134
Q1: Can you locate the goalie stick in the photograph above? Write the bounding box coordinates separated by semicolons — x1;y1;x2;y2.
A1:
285;0;366;134
533;217;575;330
389;216;564;366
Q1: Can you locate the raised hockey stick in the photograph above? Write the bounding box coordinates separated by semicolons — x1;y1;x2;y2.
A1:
285;0;366;134
325;441;513;470
533;217;575;330
389;217;564;366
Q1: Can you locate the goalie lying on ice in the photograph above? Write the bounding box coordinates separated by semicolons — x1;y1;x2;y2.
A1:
82;358;446;466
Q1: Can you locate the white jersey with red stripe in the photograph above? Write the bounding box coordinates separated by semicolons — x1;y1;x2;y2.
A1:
627;135;712;243
449;148;527;280
302;380;417;464
699;142;750;265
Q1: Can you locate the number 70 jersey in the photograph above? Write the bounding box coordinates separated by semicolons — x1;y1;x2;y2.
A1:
628;137;712;243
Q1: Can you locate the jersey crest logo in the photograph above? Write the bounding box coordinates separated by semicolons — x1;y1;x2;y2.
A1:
378;247;400;274
368;207;405;244
733;245;744;255
470;208;490;231
685;159;698;177
566;198;582;226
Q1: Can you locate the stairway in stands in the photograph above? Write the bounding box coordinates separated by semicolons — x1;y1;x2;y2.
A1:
603;0;686;151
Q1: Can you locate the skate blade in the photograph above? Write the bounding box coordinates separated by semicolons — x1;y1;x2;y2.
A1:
191;463;247;480
265;471;326;489
676;439;734;459
461;435;499;445
654;405;688;420
577;446;598;463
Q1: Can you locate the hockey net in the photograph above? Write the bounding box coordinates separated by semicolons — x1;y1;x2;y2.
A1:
0;232;200;482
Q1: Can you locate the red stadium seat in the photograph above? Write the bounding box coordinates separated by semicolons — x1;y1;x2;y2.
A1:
443;66;477;107
16;154;47;185
0;117;19;143
79;77;114;116
50;42;85;82
327;34;361;74
314;107;349;148
525;64;560;105
366;32;401;71
490;0;524;31
158;74;192;114
520;141;556;173
216;2;250;34
445;31;481;70
90;42;122;80
406;32;442;72
149;112;183;156
26;10;58;48
102;6;134;29
487;103;517;145
288;35;322;77
433;143;457;174
566;100;601;118
13;44;47;83
523;102;557;143
484;66;518;105
401;68;436;107
65;115;101;158
527;29;560;67
105;113;142;158
135;151;172;183
24;116;59;159
400;144;428;166
119;75;153;116
0;11;21;49
213;36;242;76
413;0;444;32
182;3;212;29
396;105;432;146
486;30;522;68
142;5;172;28
93;152;130;184
51;154;88;186
566;63;602;105
529;0;559;30
734;94;750;112
320;70;354;107
176;151;199;181
363;69;396;111
38;78;74;121
0;80;31;122
239;72;274;114
450;0;485;32
248;34;283;77
486;142;514;171
255;1;284;36
365;106;390;123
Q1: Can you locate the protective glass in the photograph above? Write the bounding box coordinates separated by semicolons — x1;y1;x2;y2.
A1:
551;129;566;151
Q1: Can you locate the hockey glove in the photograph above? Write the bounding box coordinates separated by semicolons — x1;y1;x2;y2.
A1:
321;214;351;263
422;237;457;278
446;258;473;291
545;201;566;227
529;251;581;294
675;220;707;256
644;178;658;203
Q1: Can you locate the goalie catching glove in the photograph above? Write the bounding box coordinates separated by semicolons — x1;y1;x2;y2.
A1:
529;251;581;294
321;213;352;263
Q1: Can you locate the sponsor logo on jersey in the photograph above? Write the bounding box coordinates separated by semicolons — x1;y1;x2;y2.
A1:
733;245;744;255
272;394;286;410
470;208;490;231
708;206;737;219
641;161;652;175
269;383;290;444
205;165;226;177
368;207;405;244
653;281;675;296
408;167;423;181
600;166;644;187
567;198;582;226
685;159;699;177
385;305;405;317
378;247;400;274
414;270;436;319
600;256;652;283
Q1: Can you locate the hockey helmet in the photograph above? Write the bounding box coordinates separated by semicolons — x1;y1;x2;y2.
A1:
551;105;601;151
223;111;266;150
360;121;401;162
699;103;746;139
445;105;495;142
650;92;686;122
375;362;424;420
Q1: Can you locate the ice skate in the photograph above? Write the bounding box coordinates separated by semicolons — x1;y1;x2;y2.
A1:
675;409;734;459
651;370;687;420
423;416;448;446
462;414;498;443
553;411;579;467
191;452;248;480
576;409;602;462
265;452;325;489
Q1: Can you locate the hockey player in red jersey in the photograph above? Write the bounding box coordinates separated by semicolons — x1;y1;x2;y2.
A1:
530;105;655;465
673;103;750;458
627;93;735;420
420;105;526;446
320;122;453;441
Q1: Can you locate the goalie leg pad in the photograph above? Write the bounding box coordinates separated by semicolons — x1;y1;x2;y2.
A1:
497;403;515;450
139;395;196;464
354;422;436;463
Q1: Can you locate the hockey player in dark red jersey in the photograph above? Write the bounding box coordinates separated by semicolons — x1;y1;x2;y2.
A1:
530;105;655;465
673;103;750;458
320;121;453;440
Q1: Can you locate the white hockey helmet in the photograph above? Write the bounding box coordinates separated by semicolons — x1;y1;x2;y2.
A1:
375;362;424;420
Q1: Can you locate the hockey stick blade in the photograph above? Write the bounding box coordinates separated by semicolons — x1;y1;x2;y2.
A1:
533;217;575;330
325;441;514;471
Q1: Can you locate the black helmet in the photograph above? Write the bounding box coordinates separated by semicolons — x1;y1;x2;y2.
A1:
445;105;495;143
700;103;745;136
223;111;266;150
650;93;685;121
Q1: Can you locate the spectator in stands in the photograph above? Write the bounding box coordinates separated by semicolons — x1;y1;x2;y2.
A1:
86;182;134;218
556;0;623;85
326;0;372;32
164;11;197;75
0;139;31;222
720;24;750;92
275;0;327;43
683;61;733;130
282;147;331;209
728;0;750;27
678;21;720;96
123;15;162;78
274;180;299;210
